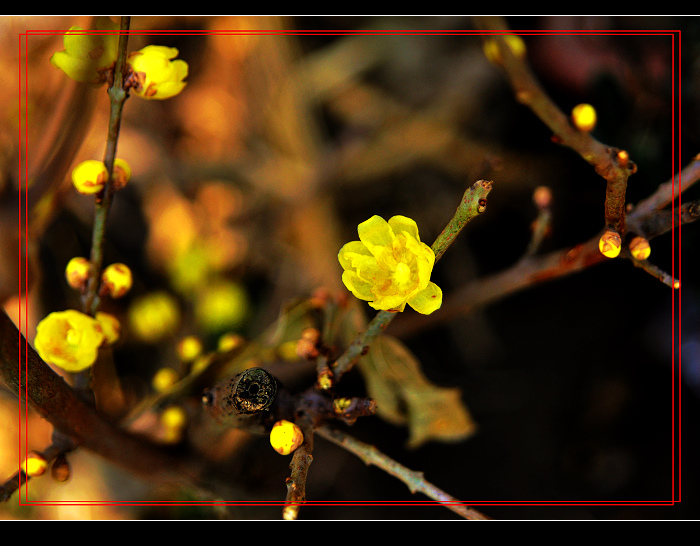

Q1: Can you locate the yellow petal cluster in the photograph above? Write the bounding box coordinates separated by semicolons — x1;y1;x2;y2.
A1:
34;310;105;372
127;45;188;100
49;17;119;84
338;215;442;314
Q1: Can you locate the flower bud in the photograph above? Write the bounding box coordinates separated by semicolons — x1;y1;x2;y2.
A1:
177;335;203;362
572;103;597;132
599;228;622;258
101;263;133;298
629;236;651;261
152;367;180;392
65;257;92;291
22;451;48;477
160;405;188;443
72;160;108;195
270;420;304;455
532;186;552;209
112;158;132;190
95;312;121;345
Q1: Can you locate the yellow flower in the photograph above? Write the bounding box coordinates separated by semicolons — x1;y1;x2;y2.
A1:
194;280;249;333
127;45;188;100
152;367;180;392
49;17;119;84
338;215;442;314
629;236;651;261
176;335;203;362
34;310;105;372
270;420;304;455
22;452;48;477
599;228;622;258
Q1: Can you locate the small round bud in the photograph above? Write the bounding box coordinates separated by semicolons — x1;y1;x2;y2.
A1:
23;451;48;477
629;236;651;261
95;312;121;345
65;257;92;291
72;160;108;195
177;335;203;362
51;454;71;483
112;158;132;190
101;263;133;298
599;229;622;258
572;103;597;132
333;397;353;414
532;186;552;209
152;367;180;392
217;332;245;352
160;405;188;443
270;420;304;455
616;149;629;168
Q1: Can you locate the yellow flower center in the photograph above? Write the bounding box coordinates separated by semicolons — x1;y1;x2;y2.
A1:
394;262;411;285
66;328;81;346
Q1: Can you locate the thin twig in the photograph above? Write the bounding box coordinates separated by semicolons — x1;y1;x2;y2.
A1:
472;17;635;234
316;425;490;520
283;424;314;520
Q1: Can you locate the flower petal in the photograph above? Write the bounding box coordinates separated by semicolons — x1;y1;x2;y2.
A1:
358;215;394;254
388;215;421;243
338;241;372;271
342;271;373;301
407;282;442;315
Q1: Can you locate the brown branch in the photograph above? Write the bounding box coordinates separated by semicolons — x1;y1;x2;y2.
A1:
472;16;635;234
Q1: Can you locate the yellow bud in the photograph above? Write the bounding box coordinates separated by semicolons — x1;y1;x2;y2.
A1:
152;367;180;392
128;291;180;343
177;335;203;362
160;405;188;443
71;160;108;195
599;229;622;258
127;45;189;100
572;103;597;132
23;451;48;477
333;397;353;414
101;263;133;298
629;236;651;261
112;158;132;190
65;257;92;291
95;312;121;345
217;332;245;352
483;34;526;65
269;420;304;455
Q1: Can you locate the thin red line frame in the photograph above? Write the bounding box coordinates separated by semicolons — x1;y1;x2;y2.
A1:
16;21;683;514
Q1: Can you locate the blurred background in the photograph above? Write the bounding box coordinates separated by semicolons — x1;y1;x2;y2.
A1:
0;15;698;520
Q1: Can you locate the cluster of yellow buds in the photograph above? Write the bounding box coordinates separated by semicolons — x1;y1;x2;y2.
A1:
51;18;188;101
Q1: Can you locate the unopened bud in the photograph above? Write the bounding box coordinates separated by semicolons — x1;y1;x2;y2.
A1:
22;451;48;477
599;229;622;258
51;454;71;482
101;263;133;298
629;236;651;261
65;257;92;291
270;420;304;455
572;103;597;132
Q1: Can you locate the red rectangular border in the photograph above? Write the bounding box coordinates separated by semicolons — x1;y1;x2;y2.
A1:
16;22;682;512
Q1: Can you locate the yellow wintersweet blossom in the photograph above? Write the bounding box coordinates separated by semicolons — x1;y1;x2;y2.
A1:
49;17;119;85
338;215;442;314
34;310;105;372
127;45;188;100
